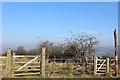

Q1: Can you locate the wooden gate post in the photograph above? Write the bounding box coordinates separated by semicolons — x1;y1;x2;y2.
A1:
106;58;109;74
94;56;97;75
6;48;12;77
12;53;15;77
114;28;118;76
41;47;46;77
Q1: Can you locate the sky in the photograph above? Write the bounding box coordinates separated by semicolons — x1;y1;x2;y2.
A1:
0;2;2;52
119;2;120;44
1;2;118;51
1;0;120;2
118;2;120;59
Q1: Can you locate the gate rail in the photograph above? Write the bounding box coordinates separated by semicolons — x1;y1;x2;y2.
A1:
94;56;115;75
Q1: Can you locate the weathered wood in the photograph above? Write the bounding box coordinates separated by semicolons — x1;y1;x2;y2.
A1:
41;47;46;77
15;69;40;72
98;67;106;70
26;66;40;68
0;56;6;58
93;56;116;76
114;28;118;76
14;72;40;76
13;53;41;76
15;65;40;68
12;53;15;77
6;48;12;77
17;56;39;71
97;70;106;73
97;64;106;66
0;56;2;77
13;55;40;58
97;60;106;71
106;58;109;73
15;62;40;64
96;73;106;75
94;56;97;75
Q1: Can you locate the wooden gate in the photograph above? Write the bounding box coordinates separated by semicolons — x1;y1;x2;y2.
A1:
0;48;46;78
94;56;115;75
13;53;41;76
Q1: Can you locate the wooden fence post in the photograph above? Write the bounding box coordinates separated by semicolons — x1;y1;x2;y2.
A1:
6;48;12;77
94;56;97;75
0;55;2;78
41;47;46;77
12;53;15;77
114;28;118;76
106;58;109;74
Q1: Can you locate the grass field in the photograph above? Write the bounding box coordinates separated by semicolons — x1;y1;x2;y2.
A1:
13;62;120;78
1;57;120;78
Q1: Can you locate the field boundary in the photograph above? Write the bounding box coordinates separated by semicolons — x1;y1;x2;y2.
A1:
0;48;116;78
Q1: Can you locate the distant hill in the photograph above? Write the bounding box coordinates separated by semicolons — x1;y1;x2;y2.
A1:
95;46;114;57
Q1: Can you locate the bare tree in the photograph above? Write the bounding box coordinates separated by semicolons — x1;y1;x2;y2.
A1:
65;32;98;62
36;32;98;61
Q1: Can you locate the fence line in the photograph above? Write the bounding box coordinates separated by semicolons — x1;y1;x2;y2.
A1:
0;48;116;77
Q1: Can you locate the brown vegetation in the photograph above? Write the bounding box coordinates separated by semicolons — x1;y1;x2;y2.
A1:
119;64;120;75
